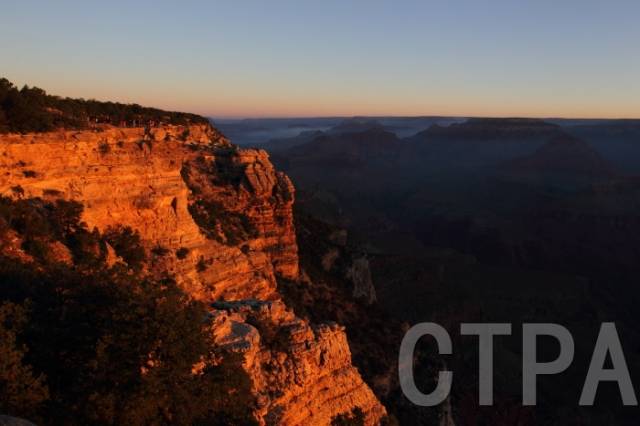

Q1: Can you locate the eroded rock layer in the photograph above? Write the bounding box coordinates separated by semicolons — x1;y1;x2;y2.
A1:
0;124;385;425
211;300;387;425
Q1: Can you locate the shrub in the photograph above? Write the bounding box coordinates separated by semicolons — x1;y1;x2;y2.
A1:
0;302;49;419
49;199;84;237
42;189;63;197
11;185;24;197
176;247;190;260
66;227;105;266
196;256;208;272
22;170;37;178
103;226;146;270
1;198;51;238
188;199;257;246
21;238;51;262
151;245;170;256
98;142;110;155
331;408;365;426
0;197;106;268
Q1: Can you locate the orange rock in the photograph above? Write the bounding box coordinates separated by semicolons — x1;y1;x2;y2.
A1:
0;123;386;425
211;301;386;425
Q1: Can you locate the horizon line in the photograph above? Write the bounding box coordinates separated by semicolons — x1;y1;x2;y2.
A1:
209;114;640;121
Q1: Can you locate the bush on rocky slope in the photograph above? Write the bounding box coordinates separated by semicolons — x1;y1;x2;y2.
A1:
0;197;256;425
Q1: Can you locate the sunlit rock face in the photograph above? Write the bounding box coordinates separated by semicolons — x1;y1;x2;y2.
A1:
0;124;295;301
0;123;385;425
211;300;387;425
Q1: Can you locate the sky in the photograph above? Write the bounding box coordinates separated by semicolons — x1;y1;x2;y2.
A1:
1;0;639;119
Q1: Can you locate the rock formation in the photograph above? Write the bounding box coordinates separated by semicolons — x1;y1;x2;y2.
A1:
211;300;386;425
347;257;377;305
503;133;615;178
0;123;385;425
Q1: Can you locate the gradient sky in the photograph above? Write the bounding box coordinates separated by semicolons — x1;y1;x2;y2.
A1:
1;0;639;118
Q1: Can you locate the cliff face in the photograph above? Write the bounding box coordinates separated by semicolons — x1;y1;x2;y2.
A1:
0;124;385;425
0;124;292;301
211;300;386;425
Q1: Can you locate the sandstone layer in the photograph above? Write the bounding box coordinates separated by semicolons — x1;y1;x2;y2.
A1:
0;124;385;425
211;300;387;425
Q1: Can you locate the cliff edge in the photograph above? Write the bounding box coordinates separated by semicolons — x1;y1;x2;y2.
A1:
0;122;385;425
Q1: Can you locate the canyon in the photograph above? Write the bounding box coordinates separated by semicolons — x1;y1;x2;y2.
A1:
258;117;640;425
0;123;386;425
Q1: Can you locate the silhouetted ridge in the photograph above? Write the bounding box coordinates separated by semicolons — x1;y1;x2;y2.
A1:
271;128;400;170
412;117;561;141
505;133;614;177
328;118;387;134
289;128;399;156
260;130;326;152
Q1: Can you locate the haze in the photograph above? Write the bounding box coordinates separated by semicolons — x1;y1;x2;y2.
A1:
1;0;639;118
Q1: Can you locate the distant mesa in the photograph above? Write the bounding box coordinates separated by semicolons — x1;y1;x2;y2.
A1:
288;128;399;158
269;128;400;172
260;129;326;152
260;118;387;152
327;117;387;135
504;133;615;178
568;119;640;135
410;117;561;142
